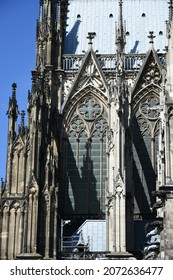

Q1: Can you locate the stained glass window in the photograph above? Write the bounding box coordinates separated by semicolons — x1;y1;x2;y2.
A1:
62;95;108;217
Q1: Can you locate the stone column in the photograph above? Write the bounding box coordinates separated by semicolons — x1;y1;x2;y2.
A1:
106;171;133;259
0;205;8;259
159;183;173;260
44;192;50;259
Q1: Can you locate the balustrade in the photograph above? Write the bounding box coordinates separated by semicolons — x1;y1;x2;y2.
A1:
62;53;165;72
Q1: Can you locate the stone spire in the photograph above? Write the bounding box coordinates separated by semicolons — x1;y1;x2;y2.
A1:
7;83;19;140
115;0;126;81
36;0;58;70
116;0;126;58
166;0;173;97
18;110;26;136
56;0;63;69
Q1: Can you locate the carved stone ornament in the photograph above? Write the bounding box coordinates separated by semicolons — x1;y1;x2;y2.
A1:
28;172;39;196
113;171;124;196
135;116;151;136
105;178;113;215
78;95;102;121
143;61;161;86
2;201;9;212
68;95;107;139
43;184;50;204
140;95;160;120
106;129;114;153
94;118;108;138
75;57;106;92
9;201;20;212
105;195;113;215
69;116;87;139
108;80;117;103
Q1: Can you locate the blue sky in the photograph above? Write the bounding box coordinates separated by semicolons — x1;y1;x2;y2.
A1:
0;1;39;180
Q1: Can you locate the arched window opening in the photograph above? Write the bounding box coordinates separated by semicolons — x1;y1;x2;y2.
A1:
132;95;160;218
62;95;108;219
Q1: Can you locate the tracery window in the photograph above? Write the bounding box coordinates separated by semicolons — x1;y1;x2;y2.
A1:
62;95;108;217
132;94;160;218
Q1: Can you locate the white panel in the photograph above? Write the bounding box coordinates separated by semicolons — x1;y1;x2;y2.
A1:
77;220;106;251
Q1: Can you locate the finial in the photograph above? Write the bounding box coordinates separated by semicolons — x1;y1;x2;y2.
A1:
148;31;155;44
12;83;17;99
117;0;123;37
118;0;123;29
116;0;126;49
87;32;96;45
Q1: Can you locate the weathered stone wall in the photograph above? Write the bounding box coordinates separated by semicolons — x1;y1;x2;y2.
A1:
159;189;173;260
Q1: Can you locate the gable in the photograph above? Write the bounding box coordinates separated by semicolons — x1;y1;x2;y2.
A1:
131;47;163;112
61;47;108;116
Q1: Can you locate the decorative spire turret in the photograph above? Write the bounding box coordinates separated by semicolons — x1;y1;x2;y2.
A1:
36;0;68;71
7;83;19;140
18;110;26;136
116;0;126;77
116;0;126;56
57;0;62;69
36;0;58;70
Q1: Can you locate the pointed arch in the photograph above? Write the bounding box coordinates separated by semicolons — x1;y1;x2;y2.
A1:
131;47;163;102
8;201;21;259
62;47;108;109
10;138;25;194
131;83;161;220
62;84;108;124
131;84;161;116
61;91;108;220
0;201;9;259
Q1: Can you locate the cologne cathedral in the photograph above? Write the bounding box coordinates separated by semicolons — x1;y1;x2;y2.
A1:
1;0;173;260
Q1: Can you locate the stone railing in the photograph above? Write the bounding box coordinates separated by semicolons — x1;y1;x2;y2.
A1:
63;54;84;71
125;54;146;70
62;53;166;72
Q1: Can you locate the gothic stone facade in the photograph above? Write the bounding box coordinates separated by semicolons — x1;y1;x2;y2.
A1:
1;0;173;260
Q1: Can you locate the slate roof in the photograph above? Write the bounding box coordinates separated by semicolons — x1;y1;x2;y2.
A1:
64;0;168;55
